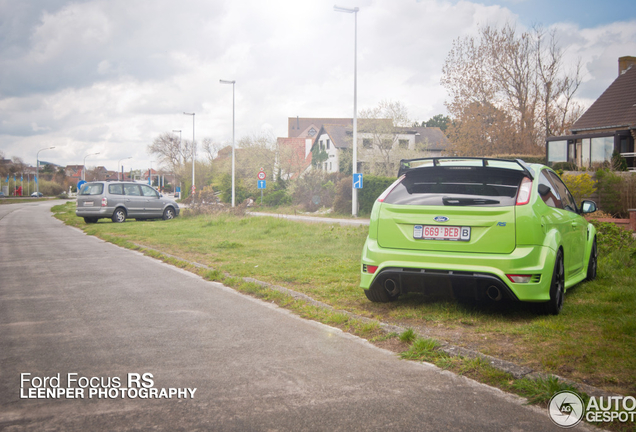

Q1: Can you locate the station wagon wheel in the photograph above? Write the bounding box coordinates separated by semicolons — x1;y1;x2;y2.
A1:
542;250;564;315
112;208;127;223
586;238;597;281
162;207;175;220
83;217;98;224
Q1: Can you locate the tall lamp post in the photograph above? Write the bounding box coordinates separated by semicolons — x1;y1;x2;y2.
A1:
219;80;236;207
83;152;100;181
36;146;55;197
118;157;132;181
334;5;359;217
183;112;195;203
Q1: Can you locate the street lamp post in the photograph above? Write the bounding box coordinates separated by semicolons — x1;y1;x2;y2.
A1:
183;112;195;203
334;4;359;217
83;152;100;181
220;80;236;207
118;157;132;181
36;146;55;197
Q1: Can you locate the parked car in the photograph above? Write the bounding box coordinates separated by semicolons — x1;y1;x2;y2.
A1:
76;181;180;223
0;191;5;198
31;192;43;197
360;157;598;315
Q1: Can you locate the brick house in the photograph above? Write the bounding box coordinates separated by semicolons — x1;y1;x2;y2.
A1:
546;56;636;170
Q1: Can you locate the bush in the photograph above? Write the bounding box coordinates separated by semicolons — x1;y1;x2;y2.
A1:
333;177;352;214
551;161;577;172
589;220;636;257
263;190;292;207
219;174;250;205
562;172;596;204
290;171;339;212
595;169;623;217
358;175;395;215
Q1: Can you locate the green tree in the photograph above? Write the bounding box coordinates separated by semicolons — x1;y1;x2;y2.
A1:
421;114;451;132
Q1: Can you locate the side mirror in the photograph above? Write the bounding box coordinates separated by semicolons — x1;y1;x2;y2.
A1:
538;184;551;197
580;200;597;214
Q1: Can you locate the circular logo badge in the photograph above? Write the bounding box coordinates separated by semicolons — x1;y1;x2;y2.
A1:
433;216;449;223
548;390;585;428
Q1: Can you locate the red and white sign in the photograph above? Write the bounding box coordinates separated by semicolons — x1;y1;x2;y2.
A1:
257;171;266;180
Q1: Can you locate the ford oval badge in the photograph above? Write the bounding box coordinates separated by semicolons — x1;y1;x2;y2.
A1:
434;216;449;223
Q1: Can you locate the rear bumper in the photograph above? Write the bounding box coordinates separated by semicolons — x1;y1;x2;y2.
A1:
360;238;555;302
75;207;113;218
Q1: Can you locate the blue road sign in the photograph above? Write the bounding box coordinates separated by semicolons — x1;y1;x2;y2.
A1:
257;180;266;189
77;180;87;191
353;173;363;189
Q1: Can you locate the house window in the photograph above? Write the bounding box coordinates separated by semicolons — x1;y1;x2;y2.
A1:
399;139;409;149
319;140;324;150
327;139;330;150
329;162;332;171
548;140;567;164
590;137;613;163
363;138;372;149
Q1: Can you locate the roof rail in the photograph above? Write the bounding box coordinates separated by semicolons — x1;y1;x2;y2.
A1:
397;157;535;179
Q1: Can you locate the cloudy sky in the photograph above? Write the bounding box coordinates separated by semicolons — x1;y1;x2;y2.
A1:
1;0;635;172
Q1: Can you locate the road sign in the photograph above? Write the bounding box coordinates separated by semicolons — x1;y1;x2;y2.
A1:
257;180;266;189
258;171;266;180
77;180;87;191
353;173;363;189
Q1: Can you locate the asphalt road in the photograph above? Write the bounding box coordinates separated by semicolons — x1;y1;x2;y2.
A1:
0;201;589;431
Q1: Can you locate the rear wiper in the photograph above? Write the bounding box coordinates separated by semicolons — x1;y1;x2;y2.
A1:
442;196;500;206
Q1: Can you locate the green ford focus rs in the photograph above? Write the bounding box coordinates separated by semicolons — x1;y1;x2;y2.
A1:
360;157;598;315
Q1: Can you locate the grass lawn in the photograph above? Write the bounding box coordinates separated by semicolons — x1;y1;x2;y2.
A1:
53;202;636;399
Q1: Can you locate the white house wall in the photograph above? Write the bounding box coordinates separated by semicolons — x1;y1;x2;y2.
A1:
316;133;340;173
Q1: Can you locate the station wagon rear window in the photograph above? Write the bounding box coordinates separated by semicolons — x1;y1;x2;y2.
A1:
383;167;524;207
79;183;104;195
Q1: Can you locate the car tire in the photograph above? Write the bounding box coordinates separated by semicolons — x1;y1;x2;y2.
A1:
83;217;98;224
364;279;399;303
541;250;564;315
112;208;127;223
586;238;597;281
162;207;175;220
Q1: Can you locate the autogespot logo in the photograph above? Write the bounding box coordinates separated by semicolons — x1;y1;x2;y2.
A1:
548;390;585;428
433;216;449;223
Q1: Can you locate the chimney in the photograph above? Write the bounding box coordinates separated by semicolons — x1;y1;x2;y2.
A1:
618;56;636;75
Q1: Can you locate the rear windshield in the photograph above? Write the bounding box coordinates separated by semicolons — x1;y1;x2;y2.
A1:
383;167;524;207
79;183;104;196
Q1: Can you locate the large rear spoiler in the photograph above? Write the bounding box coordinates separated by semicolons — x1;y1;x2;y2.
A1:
397;157;535;180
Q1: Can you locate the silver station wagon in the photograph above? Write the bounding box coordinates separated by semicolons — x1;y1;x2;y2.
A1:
76;181;180;223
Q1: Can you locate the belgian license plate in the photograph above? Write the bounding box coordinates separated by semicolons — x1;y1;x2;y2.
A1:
413;225;470;241
84;202;93;206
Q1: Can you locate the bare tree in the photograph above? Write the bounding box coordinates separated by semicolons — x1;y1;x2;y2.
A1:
358;100;419;176
442;23;583;156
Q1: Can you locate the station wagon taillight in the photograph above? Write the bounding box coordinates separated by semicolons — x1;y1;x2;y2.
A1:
101;197;108;207
515;177;532;206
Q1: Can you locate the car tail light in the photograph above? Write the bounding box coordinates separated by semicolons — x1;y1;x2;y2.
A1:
101;197;108;207
516;177;532;205
506;274;532;283
363;264;378;274
377;175;405;202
